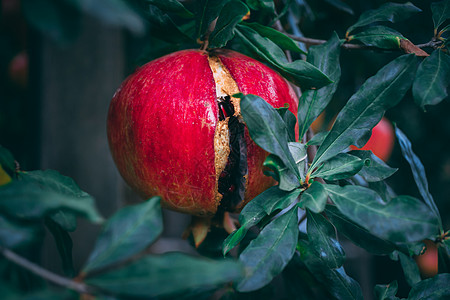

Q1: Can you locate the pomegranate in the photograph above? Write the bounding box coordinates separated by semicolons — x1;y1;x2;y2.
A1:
107;49;298;217
350;117;394;162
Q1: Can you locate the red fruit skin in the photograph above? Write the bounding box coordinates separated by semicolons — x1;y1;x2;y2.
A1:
107;49;298;216
350;117;394;162
415;239;438;278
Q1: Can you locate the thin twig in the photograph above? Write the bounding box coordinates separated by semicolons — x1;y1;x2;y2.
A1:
0;246;94;295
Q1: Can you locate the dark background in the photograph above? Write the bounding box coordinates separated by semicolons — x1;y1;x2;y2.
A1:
1;0;448;299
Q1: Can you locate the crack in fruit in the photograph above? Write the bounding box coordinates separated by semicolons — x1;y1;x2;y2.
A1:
208;54;248;213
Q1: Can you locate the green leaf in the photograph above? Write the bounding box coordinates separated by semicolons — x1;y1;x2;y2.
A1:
0;180;102;223
235;24;332;89
412;49;450;109
398;251;421;287
86;252;243;298
276;107;297;143
222;186;301;255
195;0;230;40
408;273;450;300
241;23;306;54
326;205;396;255
263;155;300;191
306;209;345;268
311;153;366;181
83;197;162;274
68;0;145;34
240;94;301;179
298;32;342;139
349;150;398;182
346;2;421;35
0;145;16;177
368;181;396;203
21;170;99;231
145;0;194;18
298;240;363;300
374;281;399;300
145;5;194;43
395;127;443;231
306;131;329;146
310;54;418;171
246;0;275;13
324;185;440;243
237;207;299;292
22;0;81;44
209;1;249;48
0;215;42;249
45;218;75;277
431;0;450;31
298;181;328;213
348;26;404;49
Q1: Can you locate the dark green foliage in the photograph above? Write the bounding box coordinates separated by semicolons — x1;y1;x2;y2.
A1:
2;1;450;299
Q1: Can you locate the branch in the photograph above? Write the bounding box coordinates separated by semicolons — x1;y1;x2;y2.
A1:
285;34;370;49
0;246;94;295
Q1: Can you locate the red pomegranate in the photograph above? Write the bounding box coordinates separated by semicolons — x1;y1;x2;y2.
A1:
350;117;395;162
107;49;298;217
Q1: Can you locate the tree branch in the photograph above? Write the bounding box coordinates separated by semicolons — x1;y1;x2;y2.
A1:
0;246;94;295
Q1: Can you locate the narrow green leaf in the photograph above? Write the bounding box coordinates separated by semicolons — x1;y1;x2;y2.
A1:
398;252;421;287
324;185;440;243
237;208;299;292
395;127;443;231
347;2;421;35
412;49;450;109
306;131;329;146
45;218;75;277
241;22;306;54
86;253;243;298
83;197;163;274
209;1;249;48
408;273;450;300
298;181;328;213
195;0;230;40
276;107;297;143
306;209;345;268
349;150;397;182
235;24;332;89
145;0;194;18
0;180;102;223
374;281;399;300
348;26;403;49
326;205;396;255
310;54;418;171
298;240;363;300
0;215;42;249
311;153;366;181
222;186;301;255
240;94;301;179
298;32;342;139
431;0;450;31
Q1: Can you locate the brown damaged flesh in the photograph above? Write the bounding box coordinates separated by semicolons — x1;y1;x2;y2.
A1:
208;53;248;213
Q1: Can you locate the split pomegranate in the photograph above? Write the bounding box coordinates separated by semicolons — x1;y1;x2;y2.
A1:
107;49;298;216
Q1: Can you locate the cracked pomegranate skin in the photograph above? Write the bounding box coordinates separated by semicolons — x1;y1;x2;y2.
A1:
107;49;298;216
